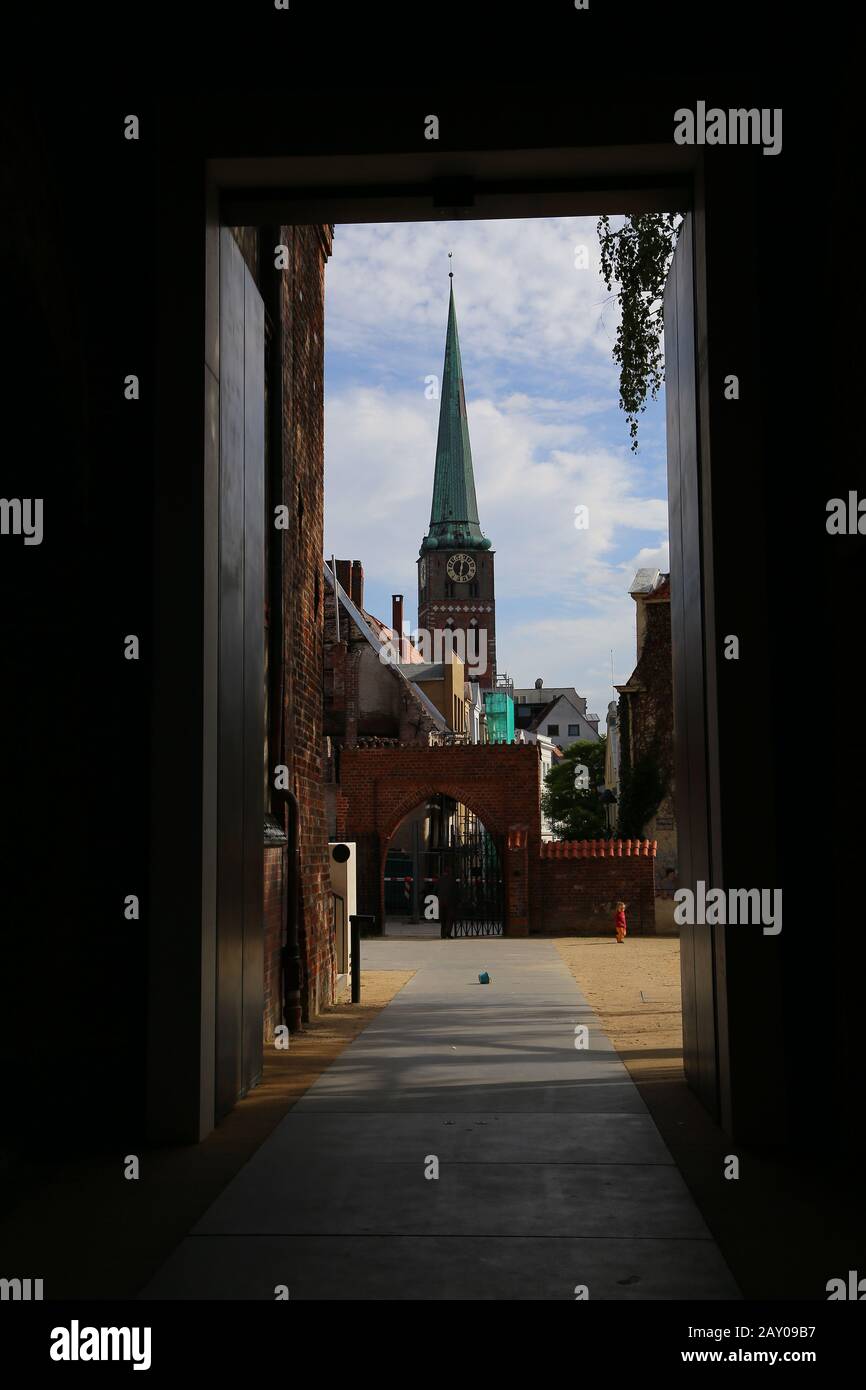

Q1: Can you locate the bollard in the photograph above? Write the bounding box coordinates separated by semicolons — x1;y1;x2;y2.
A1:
349;914;376;1004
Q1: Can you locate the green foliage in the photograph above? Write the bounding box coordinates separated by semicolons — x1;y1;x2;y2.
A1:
541;739;609;841
596;213;680;452
616;748;667;839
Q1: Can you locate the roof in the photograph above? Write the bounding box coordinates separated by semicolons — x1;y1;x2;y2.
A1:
630;567;661;594
323;563;447;730
630;568;670;598
397;662;444;681
420;281;491;555
526;698;558;731
513;686;588;711
527;692;590;731
363;609;425;663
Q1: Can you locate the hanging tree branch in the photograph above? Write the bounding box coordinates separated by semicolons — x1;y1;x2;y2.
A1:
596;213;680;452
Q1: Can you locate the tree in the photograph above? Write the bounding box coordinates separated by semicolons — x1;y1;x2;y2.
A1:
616;747;667;839
596;213;680;451
541;739;609;841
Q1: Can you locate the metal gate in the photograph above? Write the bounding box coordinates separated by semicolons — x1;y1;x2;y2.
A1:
441;829;504;938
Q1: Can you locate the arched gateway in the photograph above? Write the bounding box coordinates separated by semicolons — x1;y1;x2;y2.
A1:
337;741;542;936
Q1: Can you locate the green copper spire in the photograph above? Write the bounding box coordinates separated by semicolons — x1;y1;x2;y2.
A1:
420;275;491;553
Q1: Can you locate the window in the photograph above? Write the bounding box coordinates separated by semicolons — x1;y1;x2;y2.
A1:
547;723;559;736
568;723;579;736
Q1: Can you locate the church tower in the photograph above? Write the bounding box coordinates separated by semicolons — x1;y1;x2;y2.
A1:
418;277;496;688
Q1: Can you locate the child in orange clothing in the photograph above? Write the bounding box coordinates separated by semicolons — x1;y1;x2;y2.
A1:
614;901;627;943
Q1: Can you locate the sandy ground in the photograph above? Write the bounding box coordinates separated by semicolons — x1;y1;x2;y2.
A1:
553;936;866;1298
554;936;684;1086
0;970;414;1299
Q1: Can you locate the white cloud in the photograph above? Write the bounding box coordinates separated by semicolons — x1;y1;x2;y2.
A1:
324;217;670;731
326;217;624;373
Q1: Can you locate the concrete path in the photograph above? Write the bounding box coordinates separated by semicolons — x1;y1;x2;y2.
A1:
142;939;739;1300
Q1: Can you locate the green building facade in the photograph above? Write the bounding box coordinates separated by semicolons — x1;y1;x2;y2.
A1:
484;689;514;743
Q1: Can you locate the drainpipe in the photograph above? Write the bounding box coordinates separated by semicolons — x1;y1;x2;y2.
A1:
279;788;303;1033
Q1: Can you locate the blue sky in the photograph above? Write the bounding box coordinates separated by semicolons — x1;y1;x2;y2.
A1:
323;217;670;730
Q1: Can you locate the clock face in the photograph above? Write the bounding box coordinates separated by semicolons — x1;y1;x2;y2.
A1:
446;552;476;583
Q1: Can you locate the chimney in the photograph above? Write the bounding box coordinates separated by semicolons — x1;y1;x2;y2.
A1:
350;560;364;611
334;559;351;596
392;594;404;661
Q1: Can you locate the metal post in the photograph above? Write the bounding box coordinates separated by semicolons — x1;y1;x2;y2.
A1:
411;819;421;923
349;914;376;1003
279;789;303;1033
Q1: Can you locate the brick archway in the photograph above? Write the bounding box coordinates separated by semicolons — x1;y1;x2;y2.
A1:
339;743;542;935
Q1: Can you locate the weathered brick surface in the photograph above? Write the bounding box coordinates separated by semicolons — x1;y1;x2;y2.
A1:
280;225;335;1020
619;588;677;883
261;224;336;1027
534;845;657;935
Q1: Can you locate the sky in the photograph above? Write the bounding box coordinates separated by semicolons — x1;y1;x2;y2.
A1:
323;216;670;732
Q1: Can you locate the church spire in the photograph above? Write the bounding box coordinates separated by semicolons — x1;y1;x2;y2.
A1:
420;273;491;553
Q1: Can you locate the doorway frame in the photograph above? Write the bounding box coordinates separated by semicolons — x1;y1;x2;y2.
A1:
150;141;730;1144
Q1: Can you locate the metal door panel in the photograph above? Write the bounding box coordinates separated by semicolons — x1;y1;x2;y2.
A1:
242;271;265;1095
664;214;718;1118
216;229;265;1118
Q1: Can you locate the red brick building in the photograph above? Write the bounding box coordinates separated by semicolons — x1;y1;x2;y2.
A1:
232;224;337;1042
614;568;677;889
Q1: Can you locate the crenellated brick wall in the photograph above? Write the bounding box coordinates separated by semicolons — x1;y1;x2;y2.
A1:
534;839;657;935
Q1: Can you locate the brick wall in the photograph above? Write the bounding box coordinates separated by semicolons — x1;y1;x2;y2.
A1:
340;741;543;932
535;839;657;935
339;744;658;936
262;223;336;1025
280;224;335;1020
618;588;677;893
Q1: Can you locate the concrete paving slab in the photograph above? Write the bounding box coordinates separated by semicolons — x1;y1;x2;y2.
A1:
142;936;739;1300
142;1234;739;1301
292;1080;648;1114
193;1160;708;1239
183;1110;672;1166
293;1086;646;1114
